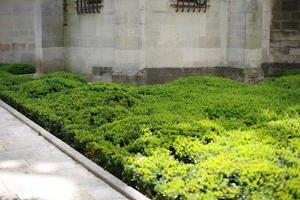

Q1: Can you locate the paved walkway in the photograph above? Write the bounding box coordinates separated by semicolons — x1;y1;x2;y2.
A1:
0;106;127;200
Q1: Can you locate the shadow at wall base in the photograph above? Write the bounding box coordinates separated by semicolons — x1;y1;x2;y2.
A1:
88;64;299;86
143;67;247;85
90;66;264;85
262;63;300;78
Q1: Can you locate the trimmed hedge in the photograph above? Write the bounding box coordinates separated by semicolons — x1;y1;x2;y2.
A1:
0;63;36;75
283;69;300;77
0;71;33;92
0;71;299;200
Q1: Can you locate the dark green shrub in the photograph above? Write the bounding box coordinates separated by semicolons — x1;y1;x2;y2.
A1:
264;74;300;90
17;77;86;98
283;69;300;76
40;71;87;83
0;72;299;200
0;63;36;75
0;71;33;92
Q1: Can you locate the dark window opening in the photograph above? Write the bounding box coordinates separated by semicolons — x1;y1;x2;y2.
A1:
76;0;103;14
171;0;209;12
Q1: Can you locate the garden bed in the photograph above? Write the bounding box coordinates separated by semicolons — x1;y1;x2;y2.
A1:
0;70;299;200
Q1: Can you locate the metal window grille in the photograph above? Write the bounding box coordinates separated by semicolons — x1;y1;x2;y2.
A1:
76;0;103;14
171;0;209;12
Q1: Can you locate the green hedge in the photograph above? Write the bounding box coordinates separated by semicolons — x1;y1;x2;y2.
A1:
0;71;299;200
283;69;300;76
0;63;36;75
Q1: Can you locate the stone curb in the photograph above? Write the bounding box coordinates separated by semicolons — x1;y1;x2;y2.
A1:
0;100;150;200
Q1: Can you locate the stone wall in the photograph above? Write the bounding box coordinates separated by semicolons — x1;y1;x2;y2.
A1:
64;0;265;84
263;0;300;77
64;0;144;83
0;0;64;73
36;0;64;73
64;0;114;79
143;0;264;84
1;0;298;84
0;0;36;64
144;0;227;69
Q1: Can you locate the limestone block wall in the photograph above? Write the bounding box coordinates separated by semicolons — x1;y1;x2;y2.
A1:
263;0;300;77
62;0;269;84
4;0;297;84
142;0;232;84
243;0;264;83
227;0;247;69
144;0;228;69
64;0;144;83
36;0;65;73
64;0;260;84
0;0;36;64
0;0;64;73
64;0;114;79
270;0;300;62
0;0;267;84
143;0;264;84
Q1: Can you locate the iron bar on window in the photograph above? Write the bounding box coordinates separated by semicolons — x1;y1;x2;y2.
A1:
75;0;103;14
171;0;209;13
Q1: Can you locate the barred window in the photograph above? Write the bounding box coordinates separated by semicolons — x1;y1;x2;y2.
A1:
76;0;103;14
171;0;209;12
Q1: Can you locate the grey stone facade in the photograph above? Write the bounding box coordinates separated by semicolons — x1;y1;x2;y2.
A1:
0;0;36;64
262;0;300;77
0;0;299;84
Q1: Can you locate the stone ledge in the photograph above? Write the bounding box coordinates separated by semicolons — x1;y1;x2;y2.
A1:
0;100;150;200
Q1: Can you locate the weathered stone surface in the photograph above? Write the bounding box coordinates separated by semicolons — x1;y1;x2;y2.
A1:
0;0;298;84
92;66;113;82
243;68;265;84
281;21;299;30
144;67;245;85
0;0;35;64
112;71;145;86
0;44;10;52
262;62;300;77
290;48;300;55
282;0;299;11
269;0;300;64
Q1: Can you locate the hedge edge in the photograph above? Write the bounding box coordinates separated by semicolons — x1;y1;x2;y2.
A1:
0;100;150;200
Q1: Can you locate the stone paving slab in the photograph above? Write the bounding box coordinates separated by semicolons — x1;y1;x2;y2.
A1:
0;106;128;200
0;194;20;200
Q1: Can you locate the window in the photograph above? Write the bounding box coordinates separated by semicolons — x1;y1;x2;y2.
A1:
171;0;209;12
76;0;103;14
